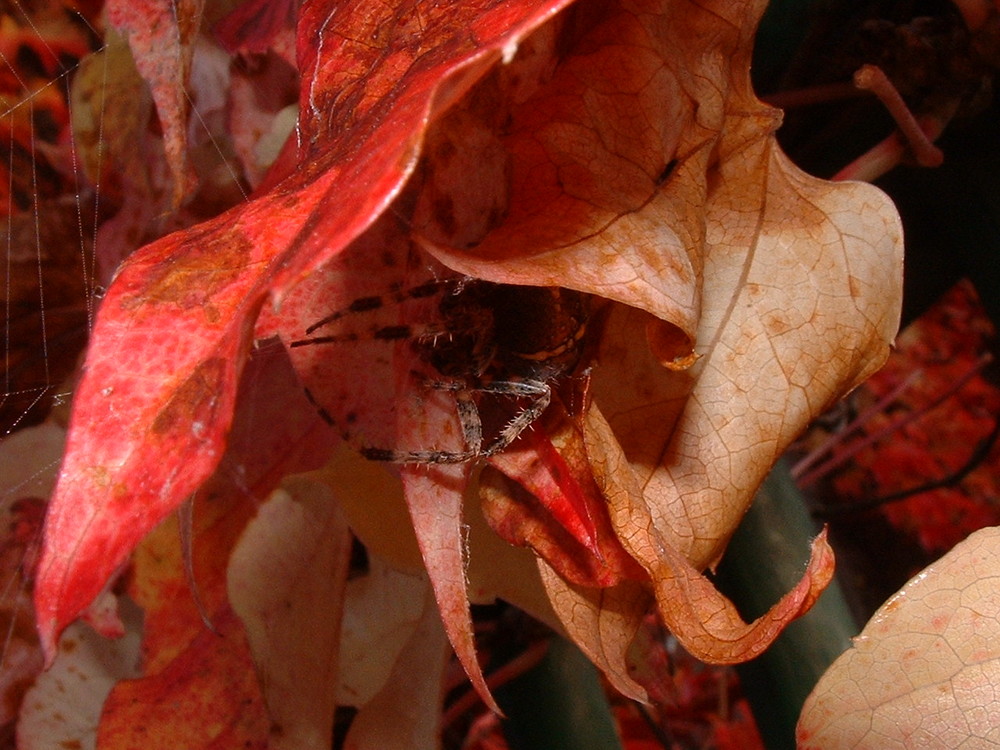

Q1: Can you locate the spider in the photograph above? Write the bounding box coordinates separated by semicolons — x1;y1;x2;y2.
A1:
289;277;591;464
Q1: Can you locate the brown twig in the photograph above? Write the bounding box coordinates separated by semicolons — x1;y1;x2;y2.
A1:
833;64;953;181
797;353;992;489
854;65;945;168
791;369;923;482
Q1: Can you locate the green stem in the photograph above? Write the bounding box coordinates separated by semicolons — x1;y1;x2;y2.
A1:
714;460;857;750
497;635;624;750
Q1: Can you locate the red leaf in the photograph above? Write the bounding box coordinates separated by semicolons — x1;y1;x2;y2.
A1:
97;607;269;750
492;422;602;556
213;0;296;59
35;0;575;665
402;465;500;713
484;408;646;588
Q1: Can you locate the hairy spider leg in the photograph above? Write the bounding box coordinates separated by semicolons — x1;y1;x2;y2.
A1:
359;377;550;464
479;379;551;456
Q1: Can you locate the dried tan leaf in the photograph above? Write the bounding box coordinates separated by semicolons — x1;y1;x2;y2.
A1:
536;561;650;701
227;477;352;750
416;0;900;668
17;604;142;750
342;580;450;750
798;526;1000;749
336;556;428;707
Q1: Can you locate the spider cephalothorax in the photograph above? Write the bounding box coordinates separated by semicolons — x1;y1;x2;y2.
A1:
291;277;591;464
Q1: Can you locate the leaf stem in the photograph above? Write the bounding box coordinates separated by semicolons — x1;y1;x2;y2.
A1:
852;65;944;168
833;65;951;181
762;81;863;110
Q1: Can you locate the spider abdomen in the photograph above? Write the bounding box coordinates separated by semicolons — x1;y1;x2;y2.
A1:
428;281;590;383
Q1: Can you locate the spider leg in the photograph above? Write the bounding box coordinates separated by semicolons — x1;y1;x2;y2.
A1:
404;377;550;460
455;389;483;455
477;379;551;457
354;375;483;464
359;379;550;465
290;322;450;348
304;278;451;334
408;375;484;456
359;446;478;463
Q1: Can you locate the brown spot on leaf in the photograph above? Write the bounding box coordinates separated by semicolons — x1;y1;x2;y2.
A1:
151;358;227;437
125;226;252;314
764;312;792;336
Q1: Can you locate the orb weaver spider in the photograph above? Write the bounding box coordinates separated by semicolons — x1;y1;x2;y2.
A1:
289;277;591;464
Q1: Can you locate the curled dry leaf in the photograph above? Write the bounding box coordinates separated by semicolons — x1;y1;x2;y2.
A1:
400;0;899;670
797;526;1000;750
34;0;902;725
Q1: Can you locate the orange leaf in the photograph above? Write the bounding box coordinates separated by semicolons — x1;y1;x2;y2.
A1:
536;563;651;701
97;608;269;750
484;406;646;588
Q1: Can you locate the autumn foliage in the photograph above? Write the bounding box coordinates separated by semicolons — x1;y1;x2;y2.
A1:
2;0;914;746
